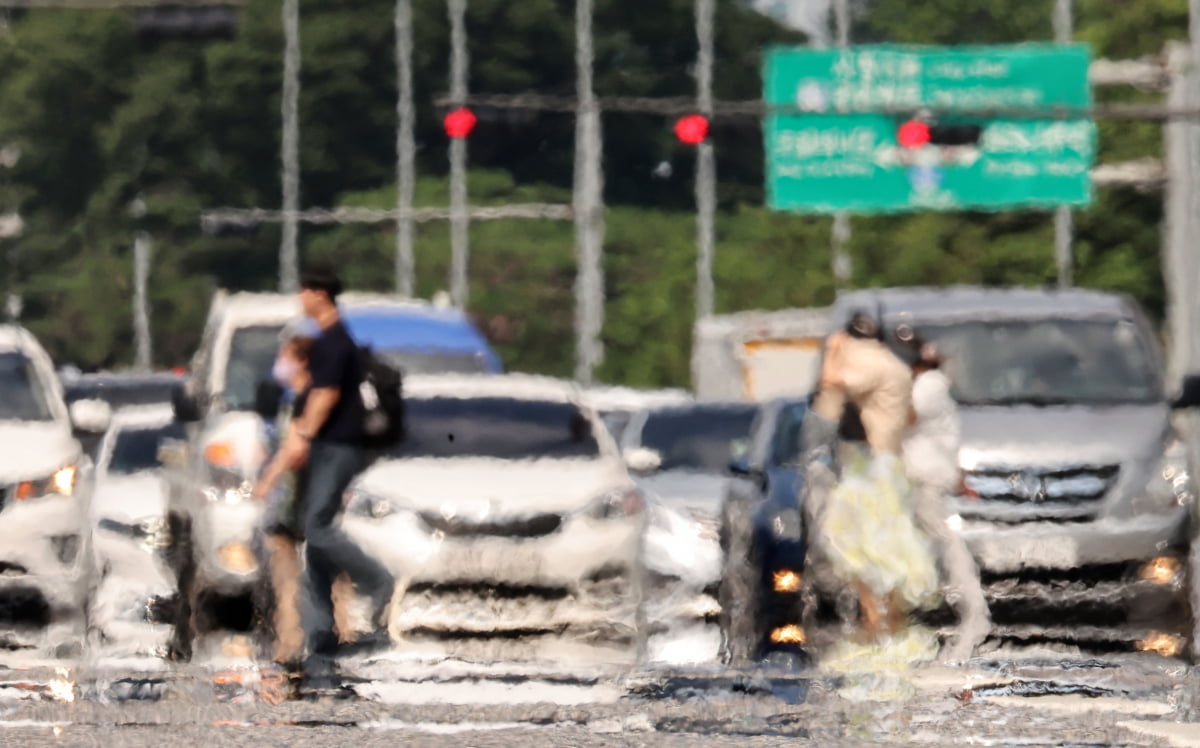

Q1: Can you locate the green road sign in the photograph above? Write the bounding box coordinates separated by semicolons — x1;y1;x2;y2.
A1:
763;44;1097;214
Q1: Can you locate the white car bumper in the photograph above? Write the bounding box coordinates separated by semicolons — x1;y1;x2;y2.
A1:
0;494;90;611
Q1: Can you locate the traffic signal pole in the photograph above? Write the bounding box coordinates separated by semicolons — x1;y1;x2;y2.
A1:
447;0;469;309
694;0;715;322
280;0;300;293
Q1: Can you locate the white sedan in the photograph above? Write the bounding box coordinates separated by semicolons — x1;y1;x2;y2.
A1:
340;374;647;659
88;405;182;656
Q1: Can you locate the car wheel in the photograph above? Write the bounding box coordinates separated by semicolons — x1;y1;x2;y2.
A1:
719;489;761;669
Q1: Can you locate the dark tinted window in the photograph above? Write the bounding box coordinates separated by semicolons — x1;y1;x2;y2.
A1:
915;318;1161;406
108;421;188;475
392;397;600;460
0;351;54;421
224;325;285;411
769;404;808;467
65;380;181;408
638;405;757;472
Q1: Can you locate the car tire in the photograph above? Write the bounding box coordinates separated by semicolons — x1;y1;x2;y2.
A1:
719;488;761;669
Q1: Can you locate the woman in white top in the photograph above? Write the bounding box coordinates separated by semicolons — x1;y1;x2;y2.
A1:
899;332;991;664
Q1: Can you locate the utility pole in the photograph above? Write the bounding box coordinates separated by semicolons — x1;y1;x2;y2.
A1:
133;231;152;371
830;0;852;286
694;0;715;322
395;0;415;296
279;0;300;292
1053;0;1075;288
448;0;470;308
574;0;604;385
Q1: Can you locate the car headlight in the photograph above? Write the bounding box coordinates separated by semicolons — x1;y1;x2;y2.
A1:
201;440;251;502
581;486;645;521
1132;442;1194;515
345;488;405;520
766;507;803;540
13;465;78;501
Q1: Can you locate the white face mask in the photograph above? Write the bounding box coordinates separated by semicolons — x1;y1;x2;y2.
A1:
272;356;299;388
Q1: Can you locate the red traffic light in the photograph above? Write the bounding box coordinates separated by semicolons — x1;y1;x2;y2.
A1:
443;107;477;139
674;114;709;145
897;120;931;149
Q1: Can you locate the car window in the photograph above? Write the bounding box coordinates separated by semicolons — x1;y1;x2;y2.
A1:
769;404;808;467
390;397;601;460
224;325;286;411
107;421;189;475
0;351;55;422
913;318;1161;406
637;405;757;473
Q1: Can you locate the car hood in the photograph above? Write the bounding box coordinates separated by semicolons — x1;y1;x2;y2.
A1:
91;473;167;525
353;457;633;516
0;421;81;482
958;403;1169;470
634;470;731;520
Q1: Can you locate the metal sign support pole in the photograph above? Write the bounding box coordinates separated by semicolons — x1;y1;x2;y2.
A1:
279;0;300;293
1053;0;1075;288
395;0;415;296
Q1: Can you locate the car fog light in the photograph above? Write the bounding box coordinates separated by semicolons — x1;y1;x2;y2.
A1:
1136;631;1185;658
773;570;802;593
770;624;807;644
1138;556;1182;585
218;542;257;573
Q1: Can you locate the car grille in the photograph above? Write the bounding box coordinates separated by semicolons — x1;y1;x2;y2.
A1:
0;486;6;512
963;465;1119;505
418;512;564;538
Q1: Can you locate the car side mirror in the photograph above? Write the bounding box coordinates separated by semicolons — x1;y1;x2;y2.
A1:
172;384;201;423
1173;374;1200;410
69;398;112;434
624;447;662;474
254;380;284;421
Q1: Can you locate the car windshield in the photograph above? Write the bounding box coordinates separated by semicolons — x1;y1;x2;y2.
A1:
637;405;757;473
391;396;601;460
913;318;1162;406
224;325;285;411
66;380;180;408
600;410;632;442
108;421;188;475
378;349;490;375
0;351;55;421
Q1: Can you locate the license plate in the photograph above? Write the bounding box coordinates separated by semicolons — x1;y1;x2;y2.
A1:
458;543;542;581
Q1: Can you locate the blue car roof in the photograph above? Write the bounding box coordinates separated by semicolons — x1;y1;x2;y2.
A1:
341;307;490;353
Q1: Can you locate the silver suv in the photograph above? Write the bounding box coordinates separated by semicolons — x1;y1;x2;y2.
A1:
830;286;1199;658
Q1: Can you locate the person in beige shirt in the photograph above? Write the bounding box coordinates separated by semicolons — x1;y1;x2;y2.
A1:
812;311;914;456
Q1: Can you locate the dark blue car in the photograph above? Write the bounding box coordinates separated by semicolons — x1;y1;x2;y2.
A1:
719;396;811;667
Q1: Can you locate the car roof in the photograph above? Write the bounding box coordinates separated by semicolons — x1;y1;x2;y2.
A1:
834;285;1136;324
581;386;694;412
402;373;584;404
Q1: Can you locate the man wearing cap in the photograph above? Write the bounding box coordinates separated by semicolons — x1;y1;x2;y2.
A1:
289;267;394;676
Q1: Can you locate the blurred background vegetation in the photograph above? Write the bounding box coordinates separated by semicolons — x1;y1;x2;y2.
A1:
0;0;1183;386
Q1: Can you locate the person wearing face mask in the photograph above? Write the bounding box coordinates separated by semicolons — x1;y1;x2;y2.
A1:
254;335;315;667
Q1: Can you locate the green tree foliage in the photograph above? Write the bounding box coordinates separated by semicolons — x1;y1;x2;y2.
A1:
0;0;1184;388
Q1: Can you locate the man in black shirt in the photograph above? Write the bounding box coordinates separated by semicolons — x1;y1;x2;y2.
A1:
291;268;394;671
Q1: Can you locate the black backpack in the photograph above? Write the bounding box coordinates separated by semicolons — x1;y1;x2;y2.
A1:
357;346;406;450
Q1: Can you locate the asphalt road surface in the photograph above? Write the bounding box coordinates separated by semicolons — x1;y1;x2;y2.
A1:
4;631;1200;747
